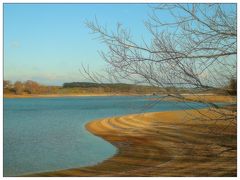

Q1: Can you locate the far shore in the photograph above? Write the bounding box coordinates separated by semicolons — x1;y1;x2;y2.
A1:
3;93;147;99
4;93;237;105
148;94;236;103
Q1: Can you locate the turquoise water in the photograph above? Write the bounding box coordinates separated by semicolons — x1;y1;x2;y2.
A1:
4;96;213;176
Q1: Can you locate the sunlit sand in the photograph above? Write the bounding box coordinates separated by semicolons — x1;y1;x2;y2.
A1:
31;96;236;177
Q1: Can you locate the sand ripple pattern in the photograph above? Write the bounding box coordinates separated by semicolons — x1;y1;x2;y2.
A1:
33;109;236;177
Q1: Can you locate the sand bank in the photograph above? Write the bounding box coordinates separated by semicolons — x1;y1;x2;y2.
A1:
149;94;236;103
31;107;236;177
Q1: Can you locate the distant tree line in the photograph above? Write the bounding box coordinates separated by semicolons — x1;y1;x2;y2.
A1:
3;79;236;96
227;78;237;95
63;81;164;94
63;82;141;88
3;80;59;95
63;82;104;88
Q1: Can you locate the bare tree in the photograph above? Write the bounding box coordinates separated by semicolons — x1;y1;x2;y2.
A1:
14;81;25;95
85;4;237;118
25;80;40;94
79;4;237;169
3;80;11;89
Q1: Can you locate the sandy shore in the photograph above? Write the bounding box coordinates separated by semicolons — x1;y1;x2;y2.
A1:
148;94;236;103
3;93;142;98
30;107;236;177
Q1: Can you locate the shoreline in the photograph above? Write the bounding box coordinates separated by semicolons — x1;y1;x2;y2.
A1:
148;94;236;103
4;93;236;103
3;93;147;99
29;107;236;177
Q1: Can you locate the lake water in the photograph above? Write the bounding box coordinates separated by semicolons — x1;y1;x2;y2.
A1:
4;96;213;176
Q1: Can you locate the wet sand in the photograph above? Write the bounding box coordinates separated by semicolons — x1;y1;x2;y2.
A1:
30;107;236;177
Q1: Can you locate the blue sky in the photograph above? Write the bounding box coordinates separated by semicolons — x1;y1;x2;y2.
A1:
4;4;154;85
4;3;236;86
